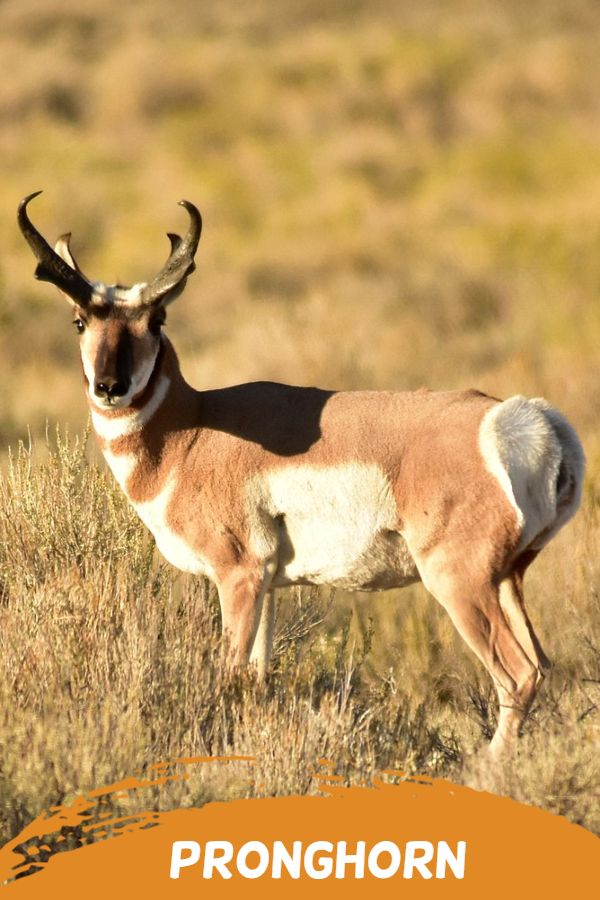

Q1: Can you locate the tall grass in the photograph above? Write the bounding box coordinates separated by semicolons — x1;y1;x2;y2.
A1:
0;431;597;858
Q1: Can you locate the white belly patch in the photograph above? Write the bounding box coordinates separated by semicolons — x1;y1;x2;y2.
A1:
255;462;419;590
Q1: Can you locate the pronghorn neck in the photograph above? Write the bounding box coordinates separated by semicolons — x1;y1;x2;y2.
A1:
90;335;203;510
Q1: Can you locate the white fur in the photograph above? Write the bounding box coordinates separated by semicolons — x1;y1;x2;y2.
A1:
102;450;137;492
87;348;161;412
479;395;577;552
252;462;418;590
90;374;171;442
526;398;586;548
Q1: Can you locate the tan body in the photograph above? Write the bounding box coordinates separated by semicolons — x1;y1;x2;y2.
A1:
18;193;586;757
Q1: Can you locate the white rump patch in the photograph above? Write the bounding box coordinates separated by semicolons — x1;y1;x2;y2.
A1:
479;395;581;552
91;374;171;442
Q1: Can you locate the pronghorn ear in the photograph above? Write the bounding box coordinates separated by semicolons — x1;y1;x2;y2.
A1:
54;233;89;304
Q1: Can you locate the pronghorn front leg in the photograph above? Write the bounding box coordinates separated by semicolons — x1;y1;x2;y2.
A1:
216;563;276;680
249;591;276;680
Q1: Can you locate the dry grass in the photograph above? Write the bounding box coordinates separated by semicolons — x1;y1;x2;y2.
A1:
0;432;597;860
0;0;599;856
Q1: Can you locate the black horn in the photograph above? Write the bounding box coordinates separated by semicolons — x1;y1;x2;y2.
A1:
140;200;202;306
17;191;94;307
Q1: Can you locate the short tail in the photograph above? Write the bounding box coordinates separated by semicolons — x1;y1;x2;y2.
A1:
479;396;585;553
528;398;586;546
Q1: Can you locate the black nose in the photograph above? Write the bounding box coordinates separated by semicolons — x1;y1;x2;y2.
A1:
95;378;128;398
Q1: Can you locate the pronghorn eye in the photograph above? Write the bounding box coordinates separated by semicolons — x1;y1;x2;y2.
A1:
73;318;85;334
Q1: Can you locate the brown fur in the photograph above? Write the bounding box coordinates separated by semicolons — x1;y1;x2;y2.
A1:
98;339;512;576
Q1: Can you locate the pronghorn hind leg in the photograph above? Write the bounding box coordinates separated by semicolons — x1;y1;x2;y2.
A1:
498;571;551;687
511;551;552;676
417;554;540;758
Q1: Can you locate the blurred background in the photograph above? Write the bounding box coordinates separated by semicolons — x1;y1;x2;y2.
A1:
1;0;599;481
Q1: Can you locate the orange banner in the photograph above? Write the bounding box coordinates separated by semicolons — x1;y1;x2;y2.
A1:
1;760;598;898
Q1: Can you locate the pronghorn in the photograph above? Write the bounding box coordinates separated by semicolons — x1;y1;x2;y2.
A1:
18;191;585;757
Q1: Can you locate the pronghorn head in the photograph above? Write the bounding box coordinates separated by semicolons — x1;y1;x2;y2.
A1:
18;191;202;411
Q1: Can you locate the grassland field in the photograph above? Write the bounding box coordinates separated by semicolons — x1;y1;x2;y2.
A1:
0;0;599;861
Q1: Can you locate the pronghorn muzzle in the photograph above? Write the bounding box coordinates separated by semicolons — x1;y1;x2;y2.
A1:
93;328;133;402
95;379;129;402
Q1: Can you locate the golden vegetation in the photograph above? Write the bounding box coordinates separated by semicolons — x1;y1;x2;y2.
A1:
0;0;599;854
0;434;599;861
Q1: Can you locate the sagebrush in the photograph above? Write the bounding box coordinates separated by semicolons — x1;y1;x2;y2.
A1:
0;432;597;858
